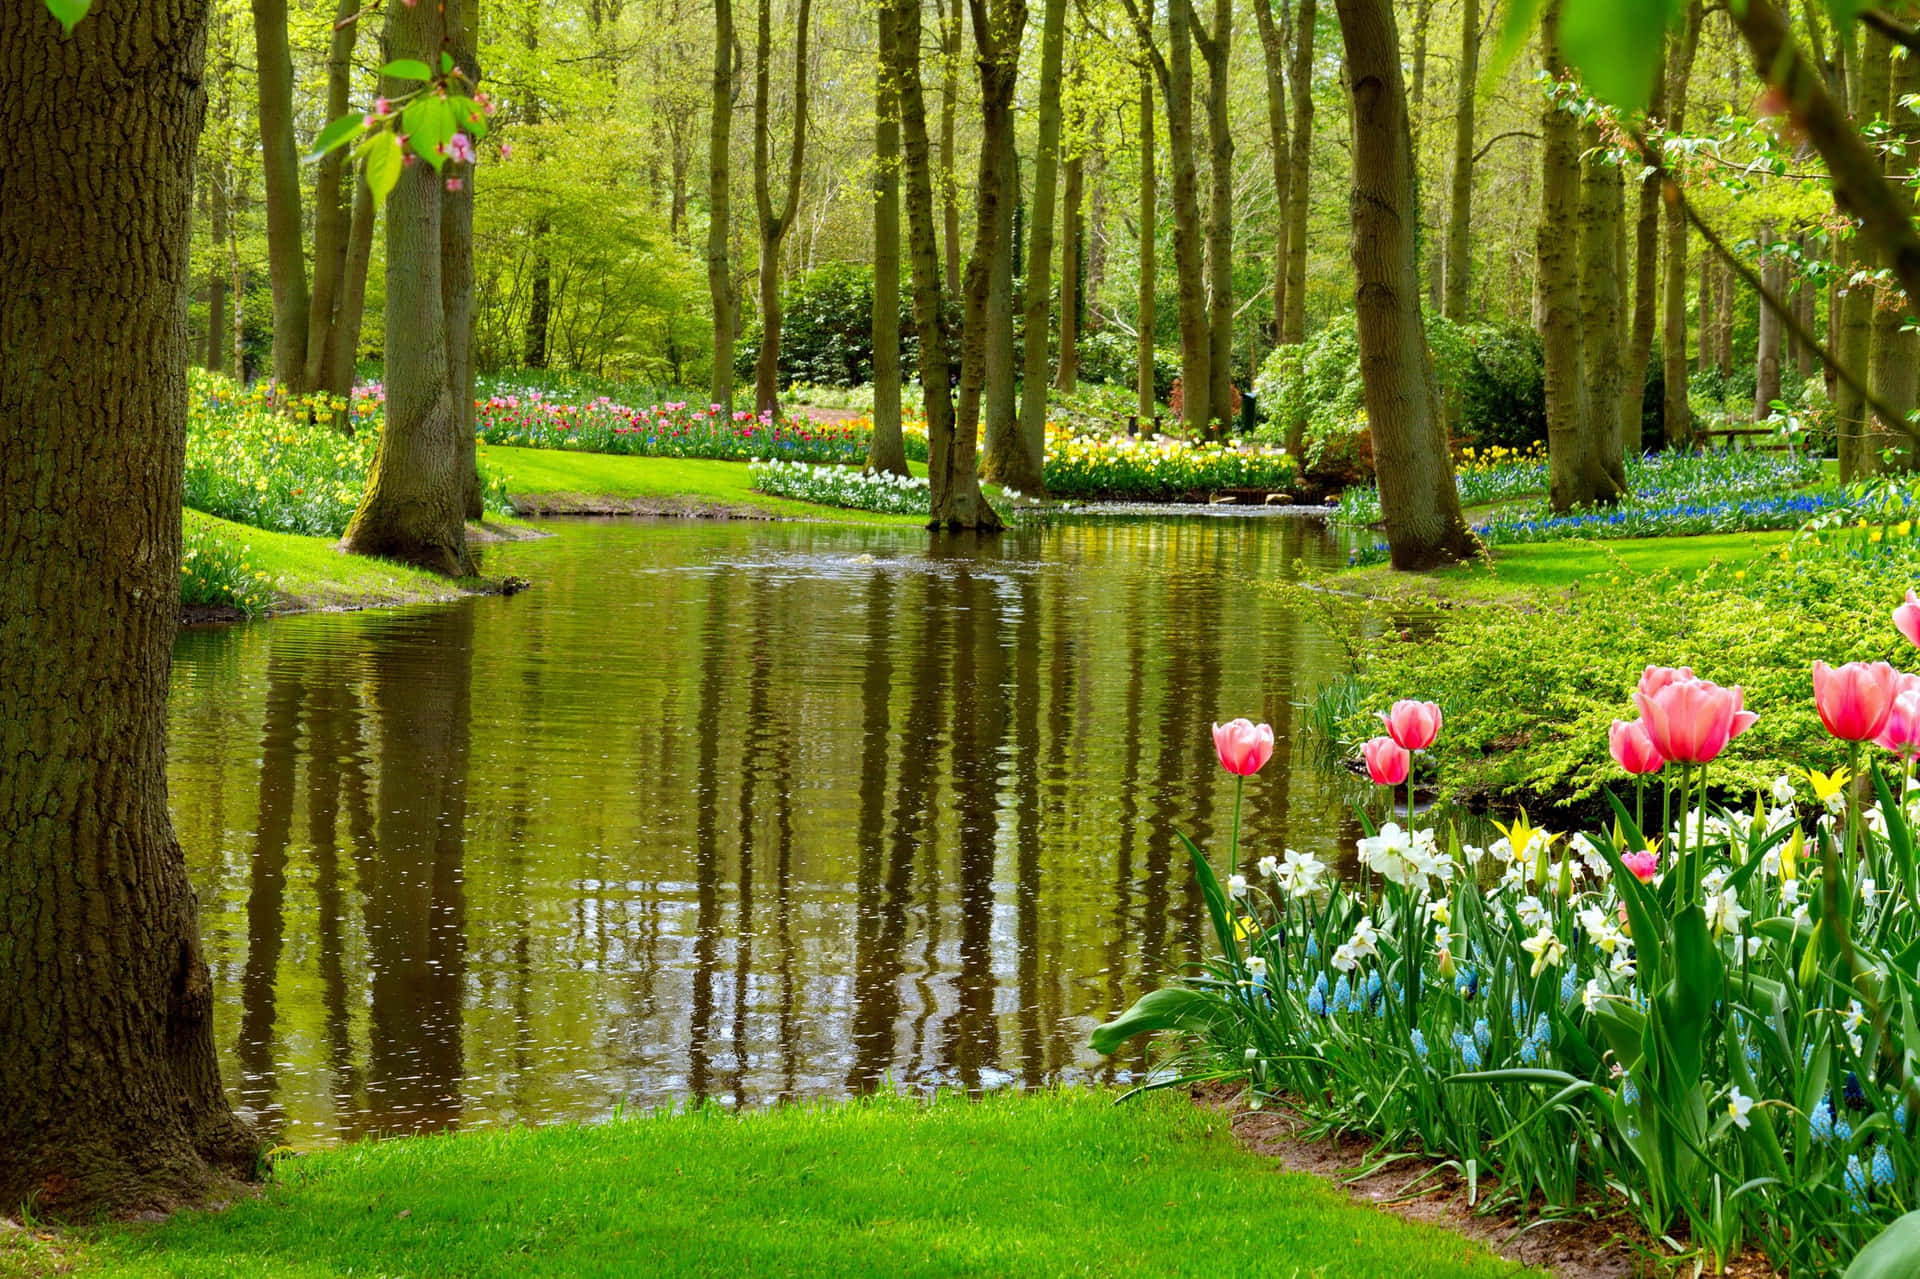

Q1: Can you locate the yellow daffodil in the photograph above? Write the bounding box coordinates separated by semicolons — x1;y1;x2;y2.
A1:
1806;766;1852;807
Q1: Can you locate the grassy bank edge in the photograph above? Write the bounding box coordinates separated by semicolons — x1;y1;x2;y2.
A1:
1;1090;1538;1279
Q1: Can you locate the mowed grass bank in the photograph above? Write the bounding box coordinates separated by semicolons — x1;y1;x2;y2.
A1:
9;1092;1537;1279
1338;530;1795;603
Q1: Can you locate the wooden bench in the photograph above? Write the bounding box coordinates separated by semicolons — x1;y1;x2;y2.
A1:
1698;425;1794;453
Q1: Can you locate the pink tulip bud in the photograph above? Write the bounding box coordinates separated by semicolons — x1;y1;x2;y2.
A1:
1897;590;1920;648
1212;719;1275;776
1362;736;1410;786
1875;686;1920;760
1633;674;1755;765
1609;719;1664;775
1620;851;1658;882
1380;699;1442;751
1813;660;1900;743
1637;665;1696;698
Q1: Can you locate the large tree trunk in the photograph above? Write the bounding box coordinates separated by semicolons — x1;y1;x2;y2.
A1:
1838;27;1891;479
1754;221;1785;420
867;0;910;477
939;0;964;295
751;0;814;418
1000;0;1067;494
1580;122;1627;491
1660;1;1702;447
303;0;361;396
251;0;313;389
1055;150;1084;393
0;0;257;1214
1442;0;1478;320
983;144;1019;464
707;0;738;410
890;0;1001;530
1540;0;1617;511
1282;0;1316;349
1197;0;1234;431
1253;0;1293;351
342;0;475;575
1332;0;1474;569
1136;60;1158;420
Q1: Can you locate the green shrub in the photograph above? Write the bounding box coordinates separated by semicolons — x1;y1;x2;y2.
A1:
1456;322;1547;452
733;263;918;389
1075;329;1179;402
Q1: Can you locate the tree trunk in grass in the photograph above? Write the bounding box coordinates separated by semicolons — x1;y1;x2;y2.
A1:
751;0;814;419
1715;257;1734;376
342;0;475;576
1332;0;1475;570
1136;60;1158;420
1661;1;1702;448
1196;0;1233;432
1000;0;1066;494
1253;0;1293;351
1282;0;1315;349
1754;221;1784;422
1443;0;1478;321
303;0;362;397
1579;123;1627;492
1838;27;1891;480
0;0;258;1215
889;0;1000;530
867;0;910;477
251;0;312;389
708;0;738;411
1055;150;1083;394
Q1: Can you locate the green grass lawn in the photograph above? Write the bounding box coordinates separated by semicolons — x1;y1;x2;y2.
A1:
184;509;465;614
479;444;928;526
8;1092;1537;1279
1338;529;1795;603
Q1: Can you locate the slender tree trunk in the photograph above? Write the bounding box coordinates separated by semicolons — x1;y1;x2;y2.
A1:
0;0;257;1214
230;168;248;381
1002;0;1067;492
1197;0;1233;431
1254;0;1293;349
521;13;552;372
1624;50;1664;455
1055;150;1084;393
1442;0;1479;321
939;0;964;295
1580;123;1627;490
1698;260;1712;376
303;0;361;396
1792;228;1817;377
1283;0;1316;348
1332;0;1474;568
751;0;815;418
1540;0;1616;510
984;145;1019;461
1660;1;1702;447
1715;256;1734;376
1754;221;1785;420
443;0;482;519
1084;144;1106;320
342;0;475;575
1136;60;1158;419
333;165;376;395
251;0;312;388
708;0;738;409
207;164;231;374
1166;0;1209;432
867;1;909;476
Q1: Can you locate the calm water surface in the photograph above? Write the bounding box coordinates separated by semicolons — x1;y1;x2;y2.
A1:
168;515;1369;1145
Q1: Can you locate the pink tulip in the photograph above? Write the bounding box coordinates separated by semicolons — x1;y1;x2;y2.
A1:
1212;719;1275;776
1362;736;1410;786
1620;851;1658;883
1637;665;1695;698
1897;590;1920;648
1813;660;1900;743
1380;700;1442;751
1633;676;1757;766
1875;687;1920;759
1609;718;1664;775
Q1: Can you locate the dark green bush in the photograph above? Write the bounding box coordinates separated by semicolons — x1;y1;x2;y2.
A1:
1075;330;1179;403
1456;322;1547;452
734;263;918;389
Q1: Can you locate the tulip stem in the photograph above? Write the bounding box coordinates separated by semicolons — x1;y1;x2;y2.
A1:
1230;774;1244;876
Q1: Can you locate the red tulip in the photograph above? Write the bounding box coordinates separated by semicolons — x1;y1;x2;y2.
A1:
1362;736;1410;786
1813;660;1900;743
1620;851;1658;882
1212;719;1275;776
1633;675;1757;765
1897;590;1920;648
1609;718;1665;775
1380;699;1442;751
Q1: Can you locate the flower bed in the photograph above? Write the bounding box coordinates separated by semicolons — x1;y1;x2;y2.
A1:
1098;637;1920;1273
1044;433;1300;502
748;459;930;516
185;371;380;536
476;390;871;465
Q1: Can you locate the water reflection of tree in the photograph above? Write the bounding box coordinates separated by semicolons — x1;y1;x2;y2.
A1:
236;652;303;1131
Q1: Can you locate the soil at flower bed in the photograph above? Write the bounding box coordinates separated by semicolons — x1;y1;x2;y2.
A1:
1193;1085;1783;1279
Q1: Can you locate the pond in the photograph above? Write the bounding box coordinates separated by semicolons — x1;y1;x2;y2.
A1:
168;515;1371;1145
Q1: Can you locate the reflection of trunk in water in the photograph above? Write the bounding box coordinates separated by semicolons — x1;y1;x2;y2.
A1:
306;658;369;1132
1102;576;1148;1086
727;574;774;1108
359;603;475;1135
236;651;303;1130
1011;568;1045;1085
892;567;949;1086
687;582;729;1103
847;571;911;1092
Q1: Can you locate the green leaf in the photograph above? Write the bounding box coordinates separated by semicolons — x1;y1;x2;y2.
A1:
44;0;89;31
1872;761;1916;902
1089;987;1225;1056
1179;832;1242;969
1656;904;1721;1084
1827;0;1870;29
447;96;489;140
307;113;366;162
403;97;455;170
1560;0;1670;113
382;58;435;82
439;51;454;73
1847;1210;1920;1279
365;132;404;206
1445;1067;1584;1088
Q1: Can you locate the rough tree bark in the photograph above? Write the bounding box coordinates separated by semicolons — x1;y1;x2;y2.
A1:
1837;28;1889;478
1136;59;1158;419
251;0;313;388
1282;0;1316;349
999;0;1067;493
751;0;814;417
708;0;738;409
1623;45;1663;455
867;1;909;476
1754;220;1785;421
1254;0;1294;348
1331;0;1475;569
1580;122;1627;490
333;165;376;396
443;0;483;519
303;0;362;396
341;0;475;575
0;0;258;1214
1660;0;1702;447
983;144;1019;464
1056;148;1084;393
1443;0;1479;320
1195;0;1233;430
939;0;964;295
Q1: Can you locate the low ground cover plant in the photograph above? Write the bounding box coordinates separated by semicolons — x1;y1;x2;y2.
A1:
1045;432;1299;502
749;459;933;516
1098;644;1920;1274
179;516;276;616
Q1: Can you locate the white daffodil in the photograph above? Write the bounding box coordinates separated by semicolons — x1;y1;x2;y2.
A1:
1257;855;1279;879
1516;895;1551;930
1228;874;1249;899
1521;926;1567;977
1772;774;1797;806
1728;1085;1755;1130
1705;887;1750;937
1277;848;1328;898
